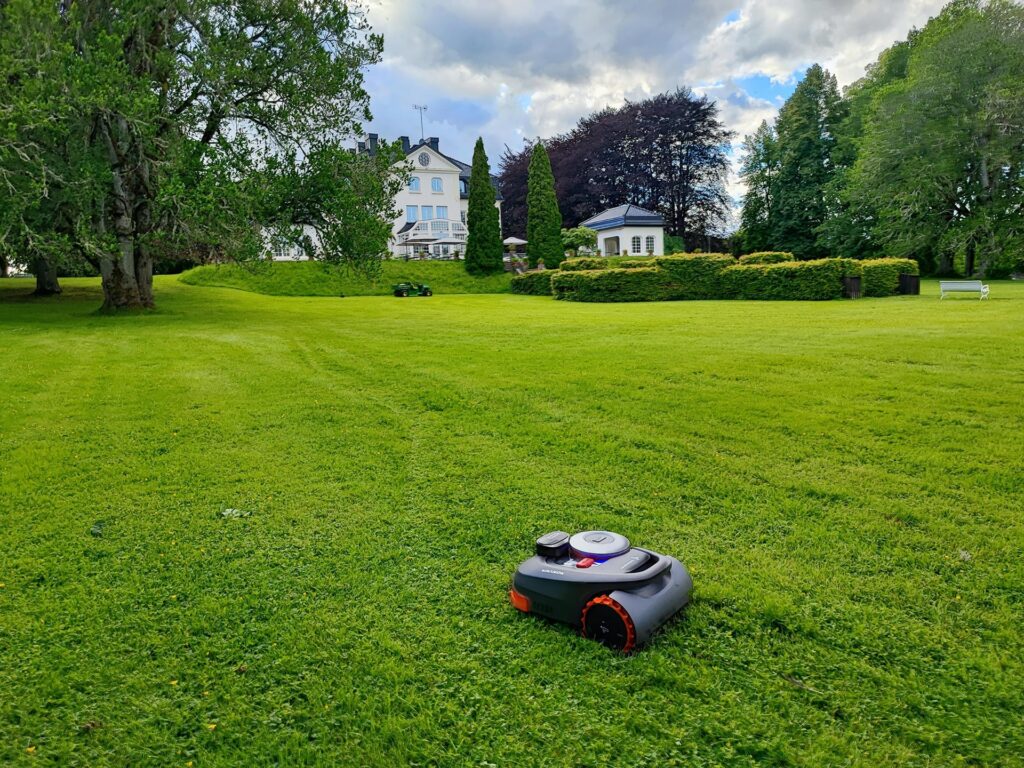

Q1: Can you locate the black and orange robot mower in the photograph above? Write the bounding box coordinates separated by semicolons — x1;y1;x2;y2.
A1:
510;530;692;652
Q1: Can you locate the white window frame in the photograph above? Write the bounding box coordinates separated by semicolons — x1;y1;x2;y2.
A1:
436;205;448;220
645;235;655;254
409;176;421;193
421;205;433;221
631;236;642;254
406;206;418;223
431;177;443;193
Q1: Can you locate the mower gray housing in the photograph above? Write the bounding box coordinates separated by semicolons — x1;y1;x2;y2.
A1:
511;530;692;651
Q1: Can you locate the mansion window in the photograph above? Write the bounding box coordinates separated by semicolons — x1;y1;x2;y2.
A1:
406;206;418;222
645;236;655;254
460;210;467;224
631;236;642;254
436;206;448;220
459;179;468;195
431;177;443;193
408;176;421;193
421;206;433;220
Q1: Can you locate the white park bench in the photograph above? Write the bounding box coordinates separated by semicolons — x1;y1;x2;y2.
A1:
940;280;989;299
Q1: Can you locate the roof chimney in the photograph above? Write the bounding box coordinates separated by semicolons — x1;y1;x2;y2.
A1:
367;133;378;154
428;137;439;152
357;140;366;154
399;136;411;155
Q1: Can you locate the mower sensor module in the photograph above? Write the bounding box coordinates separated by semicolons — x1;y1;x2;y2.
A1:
510;530;693;652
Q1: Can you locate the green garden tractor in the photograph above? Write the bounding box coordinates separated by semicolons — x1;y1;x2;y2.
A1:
392;282;433;297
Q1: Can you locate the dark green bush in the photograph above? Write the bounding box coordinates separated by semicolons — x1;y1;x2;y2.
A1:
551;268;672;302
738;251;793;265
654;253;735;299
860;258;919;297
510;270;553;296
724;258;863;301
559;257;609;271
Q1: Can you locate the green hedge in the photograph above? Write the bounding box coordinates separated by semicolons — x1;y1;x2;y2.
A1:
738;251;793;265
551;268;671;302
510;270;554;296
654;254;735;299
617;259;654;269
724;259;862;301
559;257;609;271
860;258;919;297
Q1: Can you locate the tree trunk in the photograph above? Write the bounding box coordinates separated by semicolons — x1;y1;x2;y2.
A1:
32;257;62;295
0;253;9;278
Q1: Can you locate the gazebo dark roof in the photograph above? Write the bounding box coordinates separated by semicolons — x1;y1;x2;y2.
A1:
580;204;665;231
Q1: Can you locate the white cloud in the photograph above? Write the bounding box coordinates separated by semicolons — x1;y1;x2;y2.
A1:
364;0;948;209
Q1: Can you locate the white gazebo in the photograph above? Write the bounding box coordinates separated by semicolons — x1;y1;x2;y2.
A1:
580;204;665;257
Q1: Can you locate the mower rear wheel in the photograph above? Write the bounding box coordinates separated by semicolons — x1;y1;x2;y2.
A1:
582;594;637;653
400;290;408;297
423;289;432;296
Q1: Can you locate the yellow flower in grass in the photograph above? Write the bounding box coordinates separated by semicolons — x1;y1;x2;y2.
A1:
206;723;217;731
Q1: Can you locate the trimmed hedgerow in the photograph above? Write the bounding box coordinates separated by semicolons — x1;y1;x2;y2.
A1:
559;257;609;271
724;259;863;301
861;258;919;297
510;270;554;296
654;253;735;299
551;268;672;302
617;259;655;269
738;251;793;265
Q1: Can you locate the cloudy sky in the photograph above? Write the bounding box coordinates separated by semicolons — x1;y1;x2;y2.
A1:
362;0;947;214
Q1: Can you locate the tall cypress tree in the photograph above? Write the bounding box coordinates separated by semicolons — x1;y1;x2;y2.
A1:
772;64;843;259
464;138;504;275
525;142;564;268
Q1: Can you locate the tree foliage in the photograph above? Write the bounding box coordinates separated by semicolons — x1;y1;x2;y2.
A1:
500;89;732;251
464;138;504;275
0;0;401;309
561;227;598;258
525;143;564;268
738;0;1023;276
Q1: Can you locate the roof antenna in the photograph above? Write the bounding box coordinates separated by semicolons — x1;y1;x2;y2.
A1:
413;104;428;142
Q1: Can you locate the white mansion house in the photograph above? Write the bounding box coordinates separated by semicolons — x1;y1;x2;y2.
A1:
357;134;503;259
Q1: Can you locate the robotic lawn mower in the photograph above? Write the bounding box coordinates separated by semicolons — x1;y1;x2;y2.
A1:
510;530;692;652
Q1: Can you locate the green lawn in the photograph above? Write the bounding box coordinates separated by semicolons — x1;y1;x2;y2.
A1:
1;277;1022;766
179;260;512;296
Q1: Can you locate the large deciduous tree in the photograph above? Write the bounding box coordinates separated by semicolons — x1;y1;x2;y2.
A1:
500;89;732;251
838;0;1023;276
464;138;503;275
0;0;401;310
525;142;563;268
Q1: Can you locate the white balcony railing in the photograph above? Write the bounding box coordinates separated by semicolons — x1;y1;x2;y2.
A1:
397;219;467;244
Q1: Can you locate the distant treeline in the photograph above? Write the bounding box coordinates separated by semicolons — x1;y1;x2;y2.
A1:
738;0;1023;277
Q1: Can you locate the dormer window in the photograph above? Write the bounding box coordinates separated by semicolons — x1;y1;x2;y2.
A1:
409;176;421;193
431;177;443;193
459;179;468;195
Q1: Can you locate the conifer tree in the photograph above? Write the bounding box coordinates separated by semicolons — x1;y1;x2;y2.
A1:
464;138;504;275
525;142;564;268
772;64;843;259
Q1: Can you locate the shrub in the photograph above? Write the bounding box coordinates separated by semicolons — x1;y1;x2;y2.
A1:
724;258;863;301
617;259;653;269
510;270;553;296
860;258;919;297
738;251;793;265
560;257;609;271
654;253;735;299
551;268;672;302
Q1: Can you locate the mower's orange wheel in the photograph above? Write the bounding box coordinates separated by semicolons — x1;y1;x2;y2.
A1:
582;594;636;653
